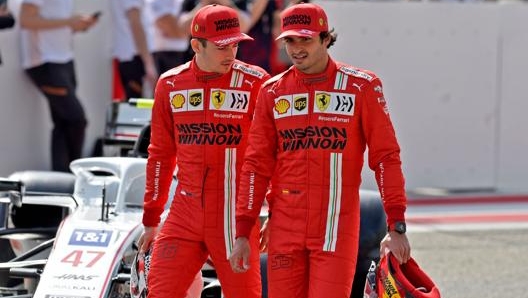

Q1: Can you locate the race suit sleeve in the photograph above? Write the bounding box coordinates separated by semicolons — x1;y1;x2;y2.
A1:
236;84;277;238
142;77;177;227
361;77;407;226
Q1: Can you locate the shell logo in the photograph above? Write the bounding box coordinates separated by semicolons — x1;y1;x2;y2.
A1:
274;98;290;114
194;24;199;33
315;92;331;112
171;93;185;109
319;18;324;27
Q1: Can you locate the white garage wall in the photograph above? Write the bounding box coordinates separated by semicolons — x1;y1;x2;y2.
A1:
316;1;528;192
0;1;527;192
495;4;528;192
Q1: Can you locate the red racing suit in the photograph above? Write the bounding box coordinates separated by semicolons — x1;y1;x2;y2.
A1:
143;58;270;298
236;58;407;298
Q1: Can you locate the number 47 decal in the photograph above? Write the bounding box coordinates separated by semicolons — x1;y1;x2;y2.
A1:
61;250;105;267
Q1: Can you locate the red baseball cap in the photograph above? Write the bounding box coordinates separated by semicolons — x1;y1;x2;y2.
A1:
276;3;329;40
191;4;253;46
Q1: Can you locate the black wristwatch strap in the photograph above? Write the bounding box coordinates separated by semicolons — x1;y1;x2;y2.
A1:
388;221;406;234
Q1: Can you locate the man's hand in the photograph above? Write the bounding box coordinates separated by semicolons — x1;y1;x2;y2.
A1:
379;231;411;264
229;237;251;273
144;61;158;91
137;226;158;253
0;3;9;16
68;14;98;33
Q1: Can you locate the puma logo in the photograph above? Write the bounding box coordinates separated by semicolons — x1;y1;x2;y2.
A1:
352;83;364;92
166;80;175;87
244;79;255;88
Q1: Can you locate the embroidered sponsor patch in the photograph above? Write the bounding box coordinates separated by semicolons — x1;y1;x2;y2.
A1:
170;89;204;112
313;91;355;116
210;89;250;113
339;66;373;82
378;96;390;115
334;71;348;90
233;63;265;79
273;93;309;119
230;71;244;88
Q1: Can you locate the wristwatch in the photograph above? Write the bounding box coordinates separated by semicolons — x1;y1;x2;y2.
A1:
388;221;406;234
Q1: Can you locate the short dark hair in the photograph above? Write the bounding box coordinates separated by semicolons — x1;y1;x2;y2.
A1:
193;37;208;48
320;29;337;49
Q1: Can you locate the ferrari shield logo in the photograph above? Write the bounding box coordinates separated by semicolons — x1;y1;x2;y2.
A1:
315;92;331;112
211;90;226;109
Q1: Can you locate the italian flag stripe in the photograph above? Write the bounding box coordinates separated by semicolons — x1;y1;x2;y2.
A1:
334;72;348;90
323;152;343;252
230;71;243;88
223;148;237;258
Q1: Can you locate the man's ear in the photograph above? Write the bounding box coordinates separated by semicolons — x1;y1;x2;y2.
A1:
190;38;201;54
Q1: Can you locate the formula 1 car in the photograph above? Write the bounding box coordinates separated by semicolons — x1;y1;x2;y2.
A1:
0;157;147;298
0;101;386;298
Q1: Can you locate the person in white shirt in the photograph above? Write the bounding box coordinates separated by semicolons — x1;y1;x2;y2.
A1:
19;0;98;172
0;0;14;30
144;0;194;73
0;0;15;65
110;0;158;100
144;0;252;74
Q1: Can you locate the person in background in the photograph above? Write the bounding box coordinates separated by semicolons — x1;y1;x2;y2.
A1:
236;0;309;76
110;0;158;100
0;0;14;30
144;0;198;74
149;0;253;74
230;3;411;298
236;0;276;74
136;4;270;298
0;0;15;66
19;0;99;172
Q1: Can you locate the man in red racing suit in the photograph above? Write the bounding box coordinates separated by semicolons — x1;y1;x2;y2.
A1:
230;3;411;298
138;4;270;298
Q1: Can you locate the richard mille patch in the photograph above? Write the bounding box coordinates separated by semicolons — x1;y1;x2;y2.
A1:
233;63;266;79
210;89;250;113
170;89;204;112
313;91;355;116
339;66;374;82
273;93;309;119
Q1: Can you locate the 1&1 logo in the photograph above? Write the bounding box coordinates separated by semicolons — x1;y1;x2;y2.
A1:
68;229;113;247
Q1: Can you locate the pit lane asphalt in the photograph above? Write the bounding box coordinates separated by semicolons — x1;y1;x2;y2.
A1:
407;224;528;297
403;190;528;297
